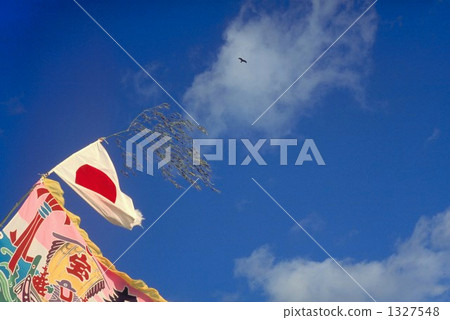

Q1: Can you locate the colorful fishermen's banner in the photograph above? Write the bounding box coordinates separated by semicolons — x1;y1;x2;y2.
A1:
0;179;165;302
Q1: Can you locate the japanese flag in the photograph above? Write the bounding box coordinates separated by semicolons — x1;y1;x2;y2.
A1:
50;140;143;229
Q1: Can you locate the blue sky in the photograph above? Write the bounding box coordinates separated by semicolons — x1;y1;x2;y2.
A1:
1;0;449;301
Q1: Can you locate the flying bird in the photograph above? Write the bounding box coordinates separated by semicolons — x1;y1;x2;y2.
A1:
238;57;247;63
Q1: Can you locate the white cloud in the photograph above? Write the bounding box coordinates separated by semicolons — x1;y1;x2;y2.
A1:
121;64;163;105
297;212;326;233
235;209;450;301
426;128;441;144
183;0;378;136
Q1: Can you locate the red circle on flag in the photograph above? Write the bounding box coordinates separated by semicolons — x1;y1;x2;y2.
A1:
75;164;117;203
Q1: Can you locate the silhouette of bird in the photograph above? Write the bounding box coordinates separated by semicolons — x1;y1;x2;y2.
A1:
238;57;247;63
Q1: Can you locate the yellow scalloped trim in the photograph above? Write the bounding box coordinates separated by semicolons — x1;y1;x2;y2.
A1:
43;178;166;302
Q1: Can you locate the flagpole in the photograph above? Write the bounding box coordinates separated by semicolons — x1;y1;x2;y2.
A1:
0;182;39;229
45;128;127;179
45;131;125;177
101;129;130;142
46;107;165;178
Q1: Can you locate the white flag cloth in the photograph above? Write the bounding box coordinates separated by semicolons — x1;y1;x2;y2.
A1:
50;140;143;229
